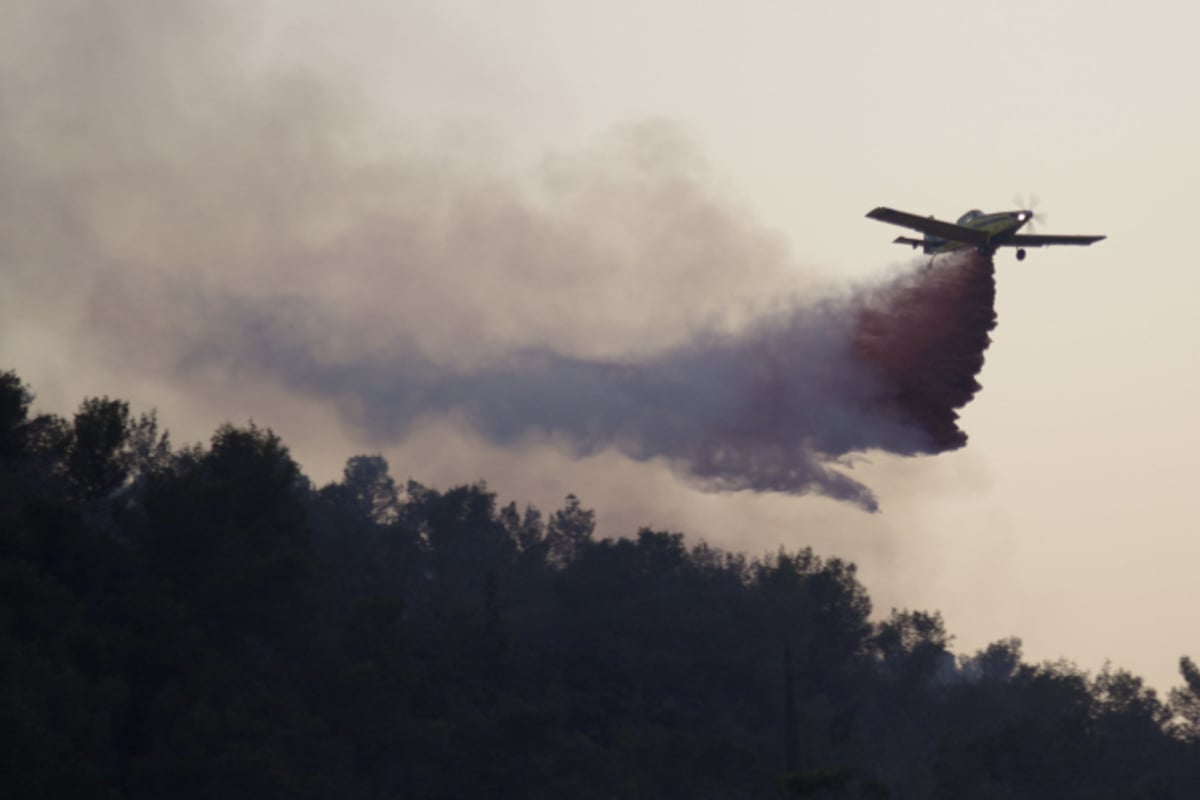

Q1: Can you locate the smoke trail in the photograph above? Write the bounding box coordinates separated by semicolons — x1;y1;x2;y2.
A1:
0;0;999;511
179;251;997;512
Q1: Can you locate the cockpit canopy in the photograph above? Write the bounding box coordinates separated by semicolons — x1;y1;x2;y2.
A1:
956;209;984;225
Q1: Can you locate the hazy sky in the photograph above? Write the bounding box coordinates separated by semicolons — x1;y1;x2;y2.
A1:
4;0;1199;692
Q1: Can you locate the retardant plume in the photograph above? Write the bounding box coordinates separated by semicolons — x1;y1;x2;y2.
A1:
854;252;998;451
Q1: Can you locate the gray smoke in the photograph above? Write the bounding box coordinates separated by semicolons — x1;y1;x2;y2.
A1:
0;0;985;513
179;290;934;510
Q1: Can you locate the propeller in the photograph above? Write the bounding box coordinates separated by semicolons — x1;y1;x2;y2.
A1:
1012;193;1046;233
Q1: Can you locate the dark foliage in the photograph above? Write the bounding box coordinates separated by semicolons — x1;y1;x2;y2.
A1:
2;368;1199;798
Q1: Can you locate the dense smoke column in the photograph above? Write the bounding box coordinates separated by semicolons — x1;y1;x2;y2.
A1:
852;252;998;451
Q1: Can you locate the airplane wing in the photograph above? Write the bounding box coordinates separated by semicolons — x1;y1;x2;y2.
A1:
866;207;989;246
1003;233;1107;247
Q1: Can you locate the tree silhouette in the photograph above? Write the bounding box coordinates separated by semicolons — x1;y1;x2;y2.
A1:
1171;656;1200;743
3;367;1200;799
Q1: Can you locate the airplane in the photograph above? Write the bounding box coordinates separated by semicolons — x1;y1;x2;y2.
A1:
866;206;1105;261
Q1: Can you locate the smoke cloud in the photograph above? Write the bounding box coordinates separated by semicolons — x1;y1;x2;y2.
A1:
0;0;997;511
176;251;996;511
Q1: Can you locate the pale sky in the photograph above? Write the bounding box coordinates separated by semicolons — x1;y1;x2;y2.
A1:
4;0;1199;692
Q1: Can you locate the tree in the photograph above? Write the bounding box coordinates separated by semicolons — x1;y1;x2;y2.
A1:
959;637;1023;682
1171;656;1200;742
402;481;516;612
341;455;399;525
124;410;172;487
499;501;545;558
68;397;132;500
0;369;31;459
544;494;595;568
142;423;313;642
874;609;954;686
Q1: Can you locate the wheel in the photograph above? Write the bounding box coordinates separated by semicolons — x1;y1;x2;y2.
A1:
1016;248;1027;261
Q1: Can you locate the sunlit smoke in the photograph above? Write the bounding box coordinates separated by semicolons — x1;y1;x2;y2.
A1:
0;0;998;512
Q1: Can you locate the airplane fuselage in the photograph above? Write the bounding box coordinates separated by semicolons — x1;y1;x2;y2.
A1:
923;209;1030;255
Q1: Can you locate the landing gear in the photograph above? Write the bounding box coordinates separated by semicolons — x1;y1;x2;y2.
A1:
1016;248;1027;261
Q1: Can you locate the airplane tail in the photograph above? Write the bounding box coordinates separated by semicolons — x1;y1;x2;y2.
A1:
893;235;943;254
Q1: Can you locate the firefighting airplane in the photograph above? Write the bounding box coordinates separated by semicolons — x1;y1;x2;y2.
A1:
866;206;1105;261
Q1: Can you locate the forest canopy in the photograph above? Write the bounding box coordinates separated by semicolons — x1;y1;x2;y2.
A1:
2;367;1199;799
